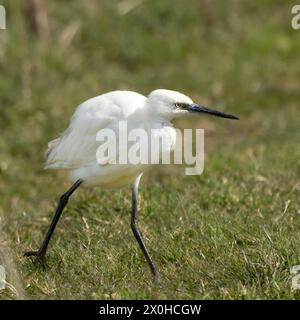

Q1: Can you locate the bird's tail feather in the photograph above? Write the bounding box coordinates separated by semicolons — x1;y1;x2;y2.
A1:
44;137;62;169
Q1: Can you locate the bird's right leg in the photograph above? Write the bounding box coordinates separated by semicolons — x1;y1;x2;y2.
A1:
130;174;157;276
24;179;83;263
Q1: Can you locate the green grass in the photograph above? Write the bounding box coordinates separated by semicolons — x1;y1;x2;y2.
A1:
1;0;300;299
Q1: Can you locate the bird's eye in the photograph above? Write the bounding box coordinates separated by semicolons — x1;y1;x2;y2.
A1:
175;103;185;109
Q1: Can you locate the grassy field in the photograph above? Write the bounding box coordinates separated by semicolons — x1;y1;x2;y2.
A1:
1;0;300;299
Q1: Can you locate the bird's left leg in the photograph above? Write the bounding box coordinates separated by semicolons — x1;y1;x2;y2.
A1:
24;179;83;263
130;174;157;276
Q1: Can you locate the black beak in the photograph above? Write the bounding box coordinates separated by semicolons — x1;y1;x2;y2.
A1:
188;104;239;120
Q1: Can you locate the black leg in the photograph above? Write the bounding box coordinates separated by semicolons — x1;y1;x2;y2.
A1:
130;175;157;276
24;179;83;261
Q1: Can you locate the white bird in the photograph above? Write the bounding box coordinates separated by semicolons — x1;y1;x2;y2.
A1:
24;89;238;276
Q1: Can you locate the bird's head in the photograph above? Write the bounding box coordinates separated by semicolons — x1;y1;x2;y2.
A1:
147;89;239;121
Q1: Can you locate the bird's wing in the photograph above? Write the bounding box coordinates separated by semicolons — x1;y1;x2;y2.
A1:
45;91;146;169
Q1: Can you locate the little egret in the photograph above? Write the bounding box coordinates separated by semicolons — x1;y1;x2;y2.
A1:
24;89;238;276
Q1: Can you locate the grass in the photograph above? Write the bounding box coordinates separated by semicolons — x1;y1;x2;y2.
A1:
1;0;300;299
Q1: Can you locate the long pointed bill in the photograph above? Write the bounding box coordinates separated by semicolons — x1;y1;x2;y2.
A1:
188;104;239;120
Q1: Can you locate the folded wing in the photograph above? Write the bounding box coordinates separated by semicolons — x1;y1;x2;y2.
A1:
45;91;146;169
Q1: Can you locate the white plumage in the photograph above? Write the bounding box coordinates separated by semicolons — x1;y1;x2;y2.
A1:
45;89;189;187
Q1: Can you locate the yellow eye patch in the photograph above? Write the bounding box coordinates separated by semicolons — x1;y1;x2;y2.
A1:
175;103;186;109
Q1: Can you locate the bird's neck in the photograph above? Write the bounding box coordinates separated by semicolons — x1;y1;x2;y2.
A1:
141;105;173;128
